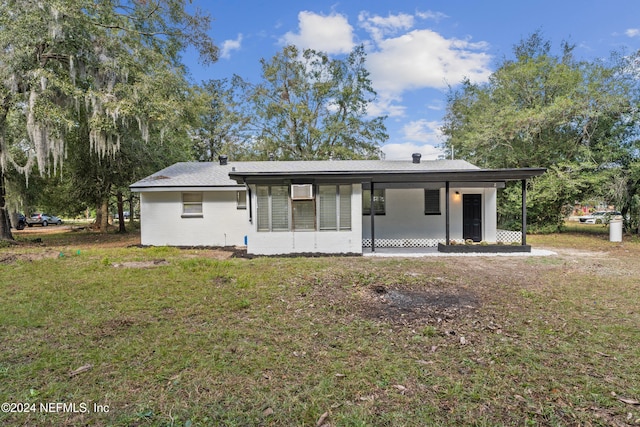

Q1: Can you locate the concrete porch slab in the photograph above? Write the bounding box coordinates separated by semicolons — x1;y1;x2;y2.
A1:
362;247;556;257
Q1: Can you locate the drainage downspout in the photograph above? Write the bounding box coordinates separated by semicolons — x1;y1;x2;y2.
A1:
244;179;253;224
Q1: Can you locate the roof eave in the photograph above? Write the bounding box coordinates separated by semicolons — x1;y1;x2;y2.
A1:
228;168;547;184
130;184;244;192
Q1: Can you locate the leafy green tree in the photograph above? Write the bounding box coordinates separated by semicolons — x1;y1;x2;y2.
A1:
48;64;199;233
245;45;387;160
0;0;217;239
192;77;254;161
498;162;602;232
442;32;639;230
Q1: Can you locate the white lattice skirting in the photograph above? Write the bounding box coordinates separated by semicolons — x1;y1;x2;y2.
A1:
496;229;522;243
362;238;444;248
362;230;522;248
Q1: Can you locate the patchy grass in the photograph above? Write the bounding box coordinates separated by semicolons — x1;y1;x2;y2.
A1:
0;231;639;426
561;221;611;235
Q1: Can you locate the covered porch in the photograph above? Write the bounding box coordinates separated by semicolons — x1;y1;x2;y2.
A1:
363;169;545;253
227;159;546;256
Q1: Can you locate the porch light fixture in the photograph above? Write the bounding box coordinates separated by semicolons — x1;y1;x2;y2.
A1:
453;191;461;201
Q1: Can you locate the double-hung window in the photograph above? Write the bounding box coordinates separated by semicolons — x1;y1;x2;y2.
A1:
256;184;352;232
271;186;289;230
256;186;270;231
319;185;351;231
182;193;203;217
257;185;289;231
236;190;247;209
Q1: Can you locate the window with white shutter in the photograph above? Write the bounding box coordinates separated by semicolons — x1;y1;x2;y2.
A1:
255;184;351;232
271;185;289;231
319;185;351;231
256;186;269;231
319;185;337;230
424;189;441;215
339;185;351;230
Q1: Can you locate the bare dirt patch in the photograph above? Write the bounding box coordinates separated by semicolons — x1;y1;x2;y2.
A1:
12;226;141;248
13;225;72;234
95;317;137;339
548;247;609;258
111;259;170;268
182;248;237;260
0;251;61;264
360;283;479;324
353;240;640;333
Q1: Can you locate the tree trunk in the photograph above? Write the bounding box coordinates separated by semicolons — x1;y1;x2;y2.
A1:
128;194;135;225
99;199;109;233
116;190;126;233
95;204;102;229
0;208;13;240
0;170;15;241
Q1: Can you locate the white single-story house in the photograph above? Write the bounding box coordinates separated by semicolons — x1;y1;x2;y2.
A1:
130;155;545;255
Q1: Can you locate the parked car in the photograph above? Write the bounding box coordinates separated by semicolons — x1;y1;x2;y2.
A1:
27;213;63;227
14;213;27;230
114;211;130;220
579;211;621;224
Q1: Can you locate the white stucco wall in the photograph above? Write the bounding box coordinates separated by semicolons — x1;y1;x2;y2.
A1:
482;188;497;242
138;184;498;251
245;184;363;255
361;187;497;242
139;190;248;247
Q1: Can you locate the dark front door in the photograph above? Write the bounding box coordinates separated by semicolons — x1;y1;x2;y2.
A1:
463;194;482;242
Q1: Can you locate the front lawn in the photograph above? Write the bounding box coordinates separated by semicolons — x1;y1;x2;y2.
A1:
1;229;639;426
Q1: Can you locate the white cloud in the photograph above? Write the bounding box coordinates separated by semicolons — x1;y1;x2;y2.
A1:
415;10;448;22
275;9;491;139
358;11;415;42
220;34;243;59
381;119;445;160
626;28;640;38
402;119;443;144
367;93;406;118
280;11;354;54
426;99;445;111
367;29;492;94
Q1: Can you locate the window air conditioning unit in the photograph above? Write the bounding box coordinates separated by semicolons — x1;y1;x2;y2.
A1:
291;184;314;200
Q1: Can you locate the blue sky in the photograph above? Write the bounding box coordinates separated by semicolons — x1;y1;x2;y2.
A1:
183;1;640;160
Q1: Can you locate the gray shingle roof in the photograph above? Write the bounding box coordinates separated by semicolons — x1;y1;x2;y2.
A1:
130;159;480;189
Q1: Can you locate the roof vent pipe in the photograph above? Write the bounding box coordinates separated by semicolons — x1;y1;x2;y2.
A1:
218;155;228;165
412;153;421;164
